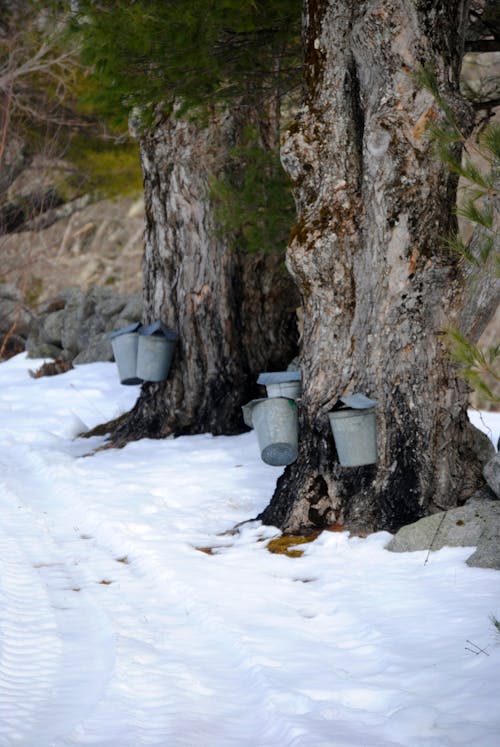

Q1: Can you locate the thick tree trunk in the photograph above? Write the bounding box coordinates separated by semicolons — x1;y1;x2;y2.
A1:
112;109;298;443
259;0;493;535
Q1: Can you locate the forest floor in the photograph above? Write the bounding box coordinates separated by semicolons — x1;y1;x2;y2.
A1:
0;353;499;747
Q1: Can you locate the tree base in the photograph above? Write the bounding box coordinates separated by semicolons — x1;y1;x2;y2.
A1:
258;412;489;536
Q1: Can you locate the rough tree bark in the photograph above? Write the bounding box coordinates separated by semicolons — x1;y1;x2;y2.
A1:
259;0;495;535
112;108;299;443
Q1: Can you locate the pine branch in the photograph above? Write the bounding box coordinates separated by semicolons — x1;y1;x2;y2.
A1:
448;327;500;403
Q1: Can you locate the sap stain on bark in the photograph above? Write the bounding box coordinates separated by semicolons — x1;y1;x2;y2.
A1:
379;390;427;531
345;56;364;177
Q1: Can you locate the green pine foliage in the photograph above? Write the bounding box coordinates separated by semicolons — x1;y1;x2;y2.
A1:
68;0;301;124
68;0;301;254
209;126;295;254
417;67;499;401
491;615;500;637
448;327;499;403
482;124;500;160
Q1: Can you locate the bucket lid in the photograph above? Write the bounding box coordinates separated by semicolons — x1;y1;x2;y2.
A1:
257;371;301;385
139;320;179;340
109;321;142;339
332;393;378;410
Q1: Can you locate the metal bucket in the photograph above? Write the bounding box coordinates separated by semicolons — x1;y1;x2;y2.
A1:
243;397;298;466
110;323;143;385
136;321;178;383
257;371;302;400
328;406;377;467
136;334;176;382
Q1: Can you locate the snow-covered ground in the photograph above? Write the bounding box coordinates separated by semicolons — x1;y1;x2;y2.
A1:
0;353;499;747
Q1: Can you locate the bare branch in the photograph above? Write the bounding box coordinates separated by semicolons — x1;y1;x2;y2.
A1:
0;77;13;162
472;97;500;111
0;42;75;91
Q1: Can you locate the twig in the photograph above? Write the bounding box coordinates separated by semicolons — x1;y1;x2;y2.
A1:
0;77;13;164
424;511;448;564
465;639;490;656
470;408;495;447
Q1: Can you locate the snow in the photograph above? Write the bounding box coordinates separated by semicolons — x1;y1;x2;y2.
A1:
0;353;499;747
467;408;500;450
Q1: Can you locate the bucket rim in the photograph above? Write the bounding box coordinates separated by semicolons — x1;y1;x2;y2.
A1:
257;371;301;385
329;406;376;419
139;320;179;340
109;321;142;339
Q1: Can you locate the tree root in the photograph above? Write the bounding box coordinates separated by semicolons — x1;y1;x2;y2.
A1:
79;411;131;441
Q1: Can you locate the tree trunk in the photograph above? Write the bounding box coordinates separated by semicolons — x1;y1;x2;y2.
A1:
259;0;493;535
112;108;298;444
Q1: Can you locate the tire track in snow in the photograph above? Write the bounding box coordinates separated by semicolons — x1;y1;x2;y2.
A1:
1;444;302;745
58;516;304;747
0;482;115;747
0;519;61;747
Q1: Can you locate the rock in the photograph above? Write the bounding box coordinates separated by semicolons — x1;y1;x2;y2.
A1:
40;309;65;346
73;333;113;364
60;313;80;356
468;423;496;465
0;283;21;303
483;453;500;499
0;282;34;347
386;499;500;570
97;292;128;318
26;340;64;360
470;484;500;502
25;286;142;364
466;521;500;569
57;290;86;353
116;295;143;326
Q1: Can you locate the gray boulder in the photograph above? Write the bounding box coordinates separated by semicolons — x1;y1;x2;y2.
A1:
115;295;143;328
483;453;500;499
25;286;142;364
73;333;112;364
26;335;62;360
0;283;34;357
468;423;496;465
40;309;66;346
466;520;500;569
386;498;500;570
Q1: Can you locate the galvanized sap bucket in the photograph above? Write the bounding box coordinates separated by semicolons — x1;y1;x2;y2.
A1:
110;322;143;385
136;321;178;382
328;393;378;467
242;397;298;466
257;370;302;400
